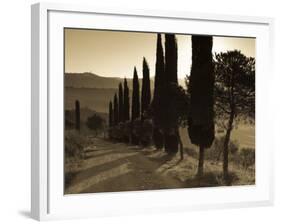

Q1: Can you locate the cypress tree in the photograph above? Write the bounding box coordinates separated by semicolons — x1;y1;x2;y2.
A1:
163;34;179;153
109;101;113;127
123;78;130;121
118;83;124;123
188;35;215;177
113;93;119;126
132;67;140;121
141;57;151;120
165;34;178;84
123;78;130;142
75;100;80;131
108;100;113;139
152;33;165;149
131;67;140;144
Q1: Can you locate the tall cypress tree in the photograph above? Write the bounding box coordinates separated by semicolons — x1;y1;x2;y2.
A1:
118;83;124;123
113;93;119;126
165;34;178;84
109;100;113;127
163;34;179;153
188;35;214;177
123;78;130;121
131;67;140;144
152;34;165;149
131;67;140;121
141;57;151;120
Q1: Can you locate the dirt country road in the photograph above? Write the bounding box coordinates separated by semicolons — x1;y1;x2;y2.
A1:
65;138;184;194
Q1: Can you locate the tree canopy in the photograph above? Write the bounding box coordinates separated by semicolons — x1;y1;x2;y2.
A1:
214;50;255;178
86;114;105;136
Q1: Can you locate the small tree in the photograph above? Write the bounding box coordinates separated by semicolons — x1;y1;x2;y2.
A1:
188;35;215;177
109;101;113;127
118;83;124;123
113;94;119;125
86;114;105;136
123;78;130;121
75;100;80;131
214;50;255;179
123;78;130;142
108;100;113;139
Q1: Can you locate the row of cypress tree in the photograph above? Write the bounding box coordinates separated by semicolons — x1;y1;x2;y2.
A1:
108;33;215;177
108;57;153;145
108;77;130;126
108;34;186;152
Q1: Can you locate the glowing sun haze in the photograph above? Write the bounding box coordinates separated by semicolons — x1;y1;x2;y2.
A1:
65;28;255;79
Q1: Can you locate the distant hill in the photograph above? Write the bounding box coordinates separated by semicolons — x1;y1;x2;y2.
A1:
65;87;128;113
64;73;186;114
65;72;186;89
65;72;145;89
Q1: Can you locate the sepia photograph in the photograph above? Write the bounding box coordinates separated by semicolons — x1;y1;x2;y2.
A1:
64;28;255;194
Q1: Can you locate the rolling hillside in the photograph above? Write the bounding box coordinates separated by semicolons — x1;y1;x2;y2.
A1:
65;87;130;113
65;72;186;89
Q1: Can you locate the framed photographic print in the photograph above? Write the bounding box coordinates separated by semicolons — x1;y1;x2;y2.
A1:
31;2;274;221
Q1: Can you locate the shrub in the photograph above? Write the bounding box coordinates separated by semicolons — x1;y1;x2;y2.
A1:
64;130;92;188
123;120;132;142
153;127;164;149
205;136;239;161
110;123;120;141
117;122;125;141
65;130;88;159
108;126;114;140
239;147;255;170
140;119;153;146
131;118;142;145
86;114;105;136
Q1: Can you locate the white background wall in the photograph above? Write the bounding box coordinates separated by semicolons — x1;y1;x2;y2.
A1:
0;0;280;223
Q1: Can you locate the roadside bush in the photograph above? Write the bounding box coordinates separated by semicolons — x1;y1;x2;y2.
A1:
64;130;92;188
239;147;255;170
152;127;164;149
108;126;113;139
132;118;142;145
205;136;239;161
139;119;153;146
123;120;132;143
110;123;121;141
110;122;129;142
117;122;126;141
65;130;88;159
86;114;105;136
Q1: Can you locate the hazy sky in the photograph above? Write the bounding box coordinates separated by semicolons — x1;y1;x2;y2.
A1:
65;28;255;79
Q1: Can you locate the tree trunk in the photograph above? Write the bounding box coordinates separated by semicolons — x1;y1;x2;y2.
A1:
176;129;184;160
164;128;178;154
223;112;234;180
197;145;204;177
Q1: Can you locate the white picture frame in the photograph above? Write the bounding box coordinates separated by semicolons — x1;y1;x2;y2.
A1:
31;2;275;221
